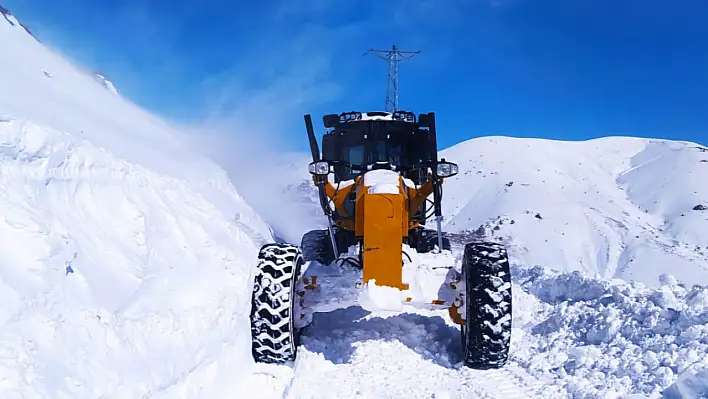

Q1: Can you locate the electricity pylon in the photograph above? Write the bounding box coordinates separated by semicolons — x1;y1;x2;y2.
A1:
364;45;420;112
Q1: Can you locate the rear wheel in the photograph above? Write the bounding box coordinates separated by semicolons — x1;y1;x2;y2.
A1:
461;242;512;369
301;227;357;265
300;229;334;265
408;228;451;253
250;243;303;364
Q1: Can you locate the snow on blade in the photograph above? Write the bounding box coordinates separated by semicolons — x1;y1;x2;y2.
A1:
364;169;401;194
358;279;404;312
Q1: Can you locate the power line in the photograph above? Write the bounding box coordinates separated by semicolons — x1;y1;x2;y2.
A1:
364;45;420;112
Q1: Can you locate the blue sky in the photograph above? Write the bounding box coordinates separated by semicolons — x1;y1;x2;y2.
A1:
5;0;708;152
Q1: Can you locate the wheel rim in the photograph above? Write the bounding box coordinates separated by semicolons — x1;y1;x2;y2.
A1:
460;264;467;353
289;254;303;357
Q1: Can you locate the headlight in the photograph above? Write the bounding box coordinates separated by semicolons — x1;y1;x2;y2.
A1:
392;110;416;122
308;161;330;176
436;161;458;178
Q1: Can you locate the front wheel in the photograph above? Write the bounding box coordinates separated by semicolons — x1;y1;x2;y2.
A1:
250;243;303;363
461;242;512;369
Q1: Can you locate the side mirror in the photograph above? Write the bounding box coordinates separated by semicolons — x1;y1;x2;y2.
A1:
308;160;330;176
436;160;458;178
323;114;339;128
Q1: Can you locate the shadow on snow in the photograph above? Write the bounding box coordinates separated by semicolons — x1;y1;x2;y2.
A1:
299;305;464;369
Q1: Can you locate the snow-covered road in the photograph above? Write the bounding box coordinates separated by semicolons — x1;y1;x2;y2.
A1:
243;304;546;399
234;242;708;399
237;243;558;399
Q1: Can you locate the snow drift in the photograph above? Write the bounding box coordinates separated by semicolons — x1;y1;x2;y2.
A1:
0;8;273;398
511;264;708;398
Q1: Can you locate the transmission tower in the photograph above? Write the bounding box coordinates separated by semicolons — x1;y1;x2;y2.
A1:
364;45;420;112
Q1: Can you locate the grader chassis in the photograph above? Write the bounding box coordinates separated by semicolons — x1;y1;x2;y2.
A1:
249;110;513;370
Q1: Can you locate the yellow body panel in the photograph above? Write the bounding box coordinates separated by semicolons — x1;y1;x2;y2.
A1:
316;172;440;289
362;192;405;288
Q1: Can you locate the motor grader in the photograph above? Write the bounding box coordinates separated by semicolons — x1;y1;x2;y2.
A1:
249;110;512;370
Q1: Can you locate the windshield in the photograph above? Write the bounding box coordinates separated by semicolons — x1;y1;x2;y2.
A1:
370;141;386;163
388;142;402;165
346;145;365;165
342;141;403;167
326;123;426;182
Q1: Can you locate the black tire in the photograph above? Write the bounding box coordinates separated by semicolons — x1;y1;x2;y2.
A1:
409;228;451;253
334;228;357;255
301;228;358;265
461;242;512;370
301;229;334;265
250;243;303;364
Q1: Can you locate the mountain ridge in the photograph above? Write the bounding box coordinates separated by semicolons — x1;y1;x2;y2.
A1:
436;134;708;286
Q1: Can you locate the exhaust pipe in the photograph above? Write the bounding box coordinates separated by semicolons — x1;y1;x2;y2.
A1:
304;114;339;259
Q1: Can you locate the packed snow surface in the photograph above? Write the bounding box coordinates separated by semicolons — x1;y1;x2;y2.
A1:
238;240;708;398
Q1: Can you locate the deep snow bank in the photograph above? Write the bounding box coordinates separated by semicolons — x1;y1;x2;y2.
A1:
0;7;273;397
0;117;269;399
510;263;708;398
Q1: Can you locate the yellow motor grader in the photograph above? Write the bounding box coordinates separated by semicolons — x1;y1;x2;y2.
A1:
249;110;512;370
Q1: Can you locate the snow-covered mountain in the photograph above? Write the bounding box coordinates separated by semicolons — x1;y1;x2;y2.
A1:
1;5;707;398
438;136;708;287
0;7;274;398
